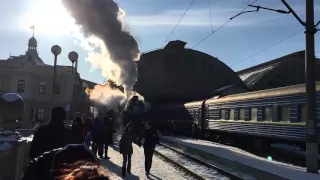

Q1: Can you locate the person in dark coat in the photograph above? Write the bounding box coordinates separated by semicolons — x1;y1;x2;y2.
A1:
98;117;114;159
23;144;107;180
29;107;75;159
72;116;84;144
119;123;134;177
192;123;199;140
82;117;92;138
138;121;159;176
91;117;102;156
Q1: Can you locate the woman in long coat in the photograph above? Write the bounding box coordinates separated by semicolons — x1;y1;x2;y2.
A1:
98;117;114;159
119;123;134;177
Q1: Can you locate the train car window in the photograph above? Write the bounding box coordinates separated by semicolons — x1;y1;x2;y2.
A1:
220;109;226;120
239;108;245;120
280;106;290;122
299;104;307;122
264;107;272;121
251;108;258;121
229;109;235;120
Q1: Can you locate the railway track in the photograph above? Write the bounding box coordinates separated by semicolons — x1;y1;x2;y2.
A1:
154;142;245;180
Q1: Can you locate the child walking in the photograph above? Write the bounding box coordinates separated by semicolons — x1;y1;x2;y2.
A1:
84;132;92;148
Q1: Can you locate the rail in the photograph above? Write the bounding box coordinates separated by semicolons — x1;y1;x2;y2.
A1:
159;142;244;180
155;142;244;180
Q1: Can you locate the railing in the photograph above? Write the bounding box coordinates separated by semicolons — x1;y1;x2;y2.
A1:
0;130;34;180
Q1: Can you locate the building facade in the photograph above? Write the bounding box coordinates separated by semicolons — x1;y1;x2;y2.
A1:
0;36;97;128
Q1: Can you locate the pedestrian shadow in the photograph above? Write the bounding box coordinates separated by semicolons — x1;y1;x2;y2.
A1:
100;159;140;180
148;173;162;180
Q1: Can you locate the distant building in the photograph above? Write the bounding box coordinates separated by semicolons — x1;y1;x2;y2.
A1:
0;35;98;128
78;79;100;117
134;40;248;104
238;51;320;91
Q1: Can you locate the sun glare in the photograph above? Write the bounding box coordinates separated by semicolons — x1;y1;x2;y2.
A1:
20;0;77;36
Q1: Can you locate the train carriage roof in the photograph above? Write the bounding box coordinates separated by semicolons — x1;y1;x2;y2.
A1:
185;81;320;107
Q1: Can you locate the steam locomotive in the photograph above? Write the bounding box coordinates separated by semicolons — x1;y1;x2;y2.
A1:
147;82;320;149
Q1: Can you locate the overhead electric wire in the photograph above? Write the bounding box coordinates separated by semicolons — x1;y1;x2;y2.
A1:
191;0;257;49
231;28;304;68
208;0;214;31
162;0;196;47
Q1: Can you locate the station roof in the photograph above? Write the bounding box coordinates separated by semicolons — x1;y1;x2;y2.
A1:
134;40;248;104
237;50;320;90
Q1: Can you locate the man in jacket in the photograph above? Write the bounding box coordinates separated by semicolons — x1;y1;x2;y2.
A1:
138;121;159;176
29;107;75;159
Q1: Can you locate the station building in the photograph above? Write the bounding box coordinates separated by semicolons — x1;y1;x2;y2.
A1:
0;36;98;128
134;41;320;105
134;40;248;104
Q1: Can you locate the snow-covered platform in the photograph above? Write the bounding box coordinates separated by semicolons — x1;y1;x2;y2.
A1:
100;136;190;180
161;136;320;180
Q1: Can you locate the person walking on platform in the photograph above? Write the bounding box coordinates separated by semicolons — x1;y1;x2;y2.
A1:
98;117;114;159
119;123;134;177
91;117;102;156
72;116;84;144
192;123;199;140
84;131;92;148
138;121;160;176
29;107;75;159
82;116;93;139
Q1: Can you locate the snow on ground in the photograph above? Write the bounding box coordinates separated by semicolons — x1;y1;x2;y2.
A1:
163;136;320;180
156;145;230;180
100;135;189;180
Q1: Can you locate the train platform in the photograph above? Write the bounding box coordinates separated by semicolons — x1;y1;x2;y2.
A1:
161;136;320;180
100;135;190;180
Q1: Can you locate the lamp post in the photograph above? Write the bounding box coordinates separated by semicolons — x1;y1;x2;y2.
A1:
50;45;61;122
68;51;79;116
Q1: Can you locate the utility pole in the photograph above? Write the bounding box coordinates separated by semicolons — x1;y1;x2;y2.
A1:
305;0;318;173
235;0;319;173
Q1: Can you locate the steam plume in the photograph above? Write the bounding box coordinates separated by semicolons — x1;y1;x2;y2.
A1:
86;84;126;109
62;0;140;97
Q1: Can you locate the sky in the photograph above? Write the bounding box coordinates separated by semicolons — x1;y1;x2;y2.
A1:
0;0;319;84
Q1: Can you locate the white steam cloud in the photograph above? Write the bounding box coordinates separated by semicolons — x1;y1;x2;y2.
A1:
62;0;141;108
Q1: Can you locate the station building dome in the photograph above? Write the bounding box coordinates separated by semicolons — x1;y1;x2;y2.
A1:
133;40;248;103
